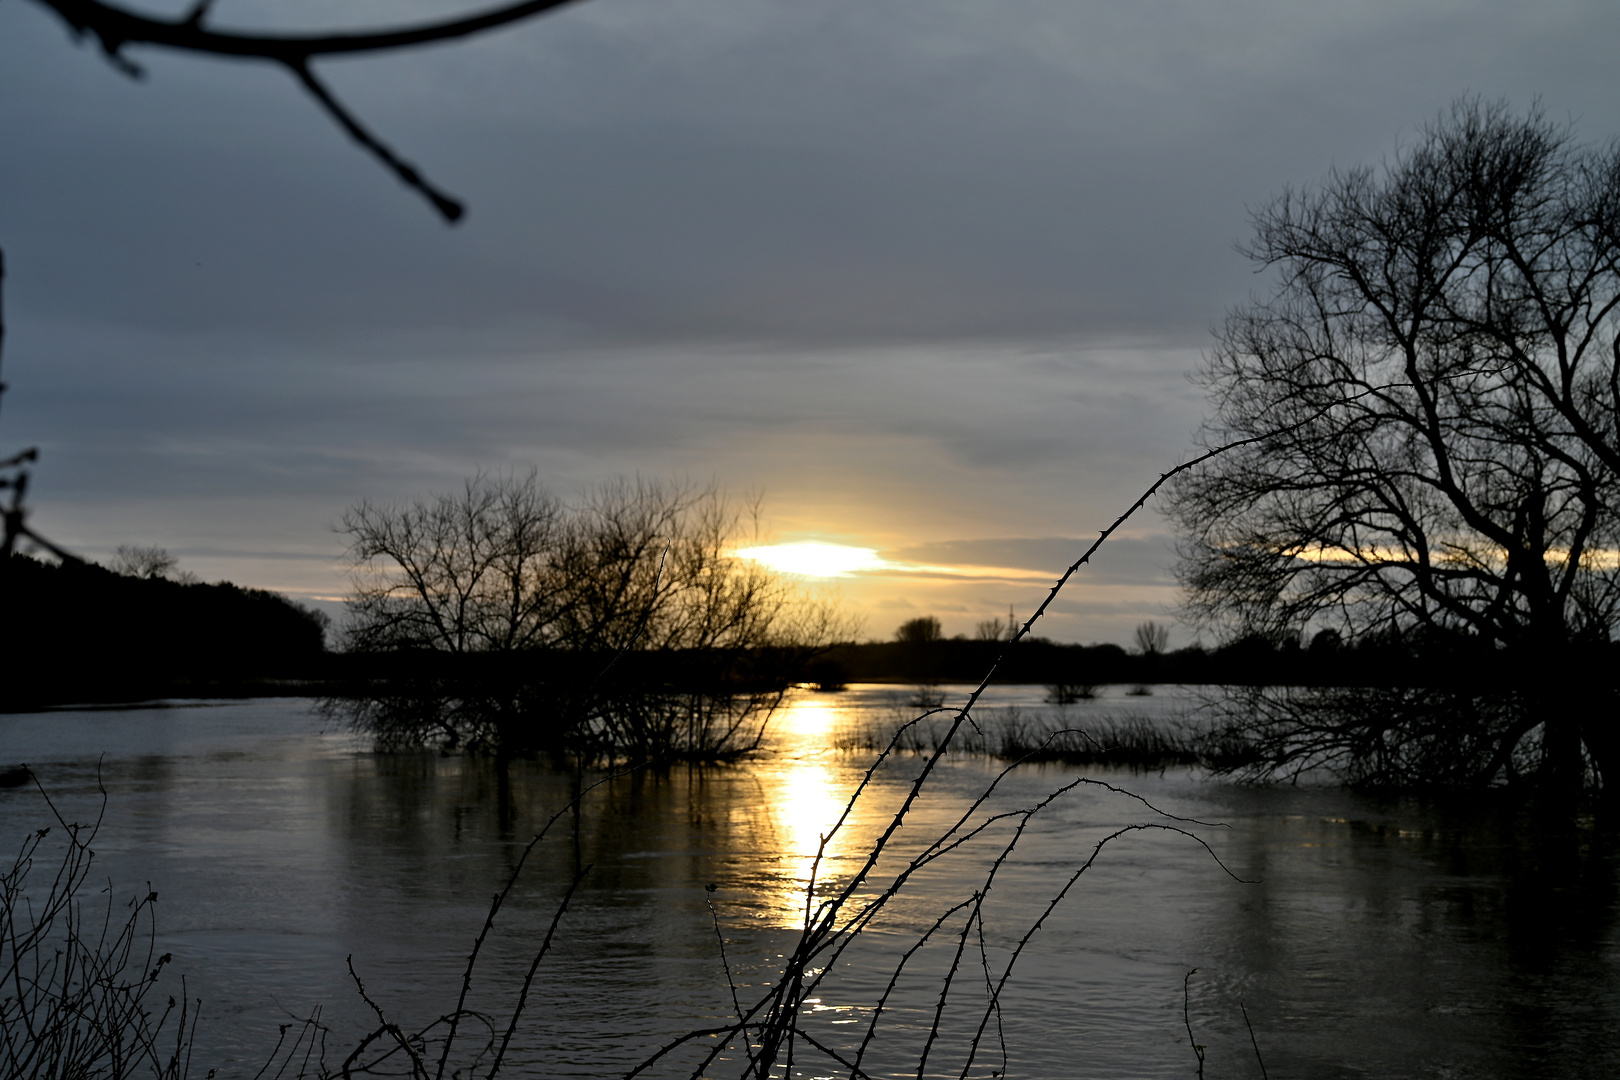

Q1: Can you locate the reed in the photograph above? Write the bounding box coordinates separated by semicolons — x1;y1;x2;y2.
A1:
832;707;1207;769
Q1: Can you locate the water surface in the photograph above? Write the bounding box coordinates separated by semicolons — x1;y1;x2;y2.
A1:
0;686;1615;1079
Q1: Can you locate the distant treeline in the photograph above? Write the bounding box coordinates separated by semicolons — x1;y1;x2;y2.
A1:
326;631;1619;698
8;550;1616;712
2;555;328;709
807;631;1620;691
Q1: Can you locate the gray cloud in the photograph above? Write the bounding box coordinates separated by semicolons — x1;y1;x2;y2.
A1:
5;0;1620;642
14;0;1617;349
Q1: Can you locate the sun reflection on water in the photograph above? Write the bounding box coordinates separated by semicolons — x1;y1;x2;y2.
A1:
776;761;844;883
757;693;860;925
780;694;841;741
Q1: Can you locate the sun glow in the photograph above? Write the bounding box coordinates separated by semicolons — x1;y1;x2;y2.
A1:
781;695;840;737
735;541;886;578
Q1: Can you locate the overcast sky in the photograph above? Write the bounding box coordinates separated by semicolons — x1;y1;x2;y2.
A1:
5;0;1620;644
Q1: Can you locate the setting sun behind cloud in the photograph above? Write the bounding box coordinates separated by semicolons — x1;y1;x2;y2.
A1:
735;541;886;578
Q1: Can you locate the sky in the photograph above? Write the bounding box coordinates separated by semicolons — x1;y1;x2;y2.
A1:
4;0;1620;645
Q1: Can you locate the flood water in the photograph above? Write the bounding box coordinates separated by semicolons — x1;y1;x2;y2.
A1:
1;686;1617;1079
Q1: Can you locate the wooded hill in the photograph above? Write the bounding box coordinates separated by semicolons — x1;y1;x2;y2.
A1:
8;549;1612;712
2;555;329;709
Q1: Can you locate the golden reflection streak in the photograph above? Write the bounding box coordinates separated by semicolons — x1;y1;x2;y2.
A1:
760;695;854;927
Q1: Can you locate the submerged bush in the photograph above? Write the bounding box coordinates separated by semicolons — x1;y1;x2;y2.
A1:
328;474;843;761
1196;683;1615;789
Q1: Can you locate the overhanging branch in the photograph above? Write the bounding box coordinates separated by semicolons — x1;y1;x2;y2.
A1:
26;0;591;220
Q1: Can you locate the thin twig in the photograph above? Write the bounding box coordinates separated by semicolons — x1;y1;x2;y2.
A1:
1184;969;1205;1080
705;891;759;1071
347;955;429;1080
1241;1001;1269;1080
485;864;589;1079
287;60;463;221
26;0;589;219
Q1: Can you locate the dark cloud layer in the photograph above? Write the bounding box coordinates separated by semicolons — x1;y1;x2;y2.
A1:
4;0;1620;641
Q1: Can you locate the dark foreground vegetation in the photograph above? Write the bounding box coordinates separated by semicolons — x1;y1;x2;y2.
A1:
327;646;818;763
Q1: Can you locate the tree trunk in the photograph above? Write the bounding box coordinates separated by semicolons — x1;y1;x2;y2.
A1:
1578;687;1620;802
1524;663;1612;804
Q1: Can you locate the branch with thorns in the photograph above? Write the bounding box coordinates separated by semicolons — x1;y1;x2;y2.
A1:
26;0;592;221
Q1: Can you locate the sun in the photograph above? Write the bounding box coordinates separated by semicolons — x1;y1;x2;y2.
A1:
735;541;886;578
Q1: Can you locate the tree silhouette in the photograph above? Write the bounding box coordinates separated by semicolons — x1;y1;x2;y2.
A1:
894;615;943;644
973;616;1009;641
1172;99;1620;790
332;474;838;756
1132;620;1169;656
109;544;184;581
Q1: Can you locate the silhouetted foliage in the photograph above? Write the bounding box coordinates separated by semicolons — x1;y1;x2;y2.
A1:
108;543;181;581
1171;99;1620;791
1132;620;1170;656
1044;682;1096;704
328;473;841;760
802;657;849;692
894;615;944;644
0;784;200;1079
1;553;328;708
974;616;1010;641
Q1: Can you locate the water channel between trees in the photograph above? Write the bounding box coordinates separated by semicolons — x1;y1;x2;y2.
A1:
1;687;1616;1079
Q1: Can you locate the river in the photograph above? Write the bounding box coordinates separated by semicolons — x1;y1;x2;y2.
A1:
1;686;1616;1079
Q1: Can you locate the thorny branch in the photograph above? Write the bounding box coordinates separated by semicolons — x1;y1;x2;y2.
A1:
25;0;593;220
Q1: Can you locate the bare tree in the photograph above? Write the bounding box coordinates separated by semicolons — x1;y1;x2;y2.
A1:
973;616;1008;641
344;475;822;656
894;615;943;644
108;543;180;580
1170;99;1620;790
335;473;839;757
1132;619;1169;656
342;471;568;656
